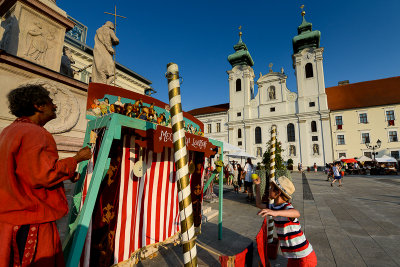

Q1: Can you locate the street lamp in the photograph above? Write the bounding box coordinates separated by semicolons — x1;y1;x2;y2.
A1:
365;139;382;161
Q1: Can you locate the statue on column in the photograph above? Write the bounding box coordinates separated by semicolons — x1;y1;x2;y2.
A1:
92;21;119;84
60;46;75;78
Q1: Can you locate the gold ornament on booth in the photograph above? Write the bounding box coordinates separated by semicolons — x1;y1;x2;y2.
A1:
133;147;144;177
189;161;195;174
89;130;98;145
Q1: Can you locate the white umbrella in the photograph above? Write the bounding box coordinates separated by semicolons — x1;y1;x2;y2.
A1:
375;155;398;163
357;155;372;162
221;141;242;153
226;149;257;159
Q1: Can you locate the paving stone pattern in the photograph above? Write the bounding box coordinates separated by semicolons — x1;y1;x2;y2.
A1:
57;172;400;266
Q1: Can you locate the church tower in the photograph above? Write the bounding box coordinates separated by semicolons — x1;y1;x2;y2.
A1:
292;8;328;113
226;29;255;151
292;7;333;166
227;29;255;121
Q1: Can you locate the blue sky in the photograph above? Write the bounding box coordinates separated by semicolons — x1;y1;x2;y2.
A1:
59;0;400;111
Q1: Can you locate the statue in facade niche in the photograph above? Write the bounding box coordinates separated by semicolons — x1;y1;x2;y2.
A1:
313;144;319;155
92;21;119;84
289;145;296;156
60;46;75;77
268;86;276;100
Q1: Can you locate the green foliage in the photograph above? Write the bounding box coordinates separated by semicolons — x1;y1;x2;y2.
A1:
262;139;285;171
287;158;294;165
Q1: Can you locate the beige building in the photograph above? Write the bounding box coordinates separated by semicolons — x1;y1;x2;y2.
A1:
327;77;400;160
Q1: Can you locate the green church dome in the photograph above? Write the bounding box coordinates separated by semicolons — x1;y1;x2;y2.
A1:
292;10;321;54
228;32;254;67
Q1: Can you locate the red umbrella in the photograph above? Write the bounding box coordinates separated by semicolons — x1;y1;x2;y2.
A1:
341;158;357;163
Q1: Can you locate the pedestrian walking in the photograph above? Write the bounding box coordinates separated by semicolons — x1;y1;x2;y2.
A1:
314;163;317;173
243;158;255;202
232;164;239;193
254;176;317;267
331;162;343;187
237;164;243;192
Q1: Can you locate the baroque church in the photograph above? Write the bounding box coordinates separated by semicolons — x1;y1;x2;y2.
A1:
189;11;333;167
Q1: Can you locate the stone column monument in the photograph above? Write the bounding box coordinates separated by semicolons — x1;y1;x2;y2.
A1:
0;0;74;71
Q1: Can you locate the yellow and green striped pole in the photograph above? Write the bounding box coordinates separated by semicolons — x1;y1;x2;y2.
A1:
268;125;277;243
166;63;197;267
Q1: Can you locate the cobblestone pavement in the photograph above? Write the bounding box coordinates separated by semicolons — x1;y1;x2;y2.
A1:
58;172;400;266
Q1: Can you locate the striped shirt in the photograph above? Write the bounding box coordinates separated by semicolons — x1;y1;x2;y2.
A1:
270;202;314;259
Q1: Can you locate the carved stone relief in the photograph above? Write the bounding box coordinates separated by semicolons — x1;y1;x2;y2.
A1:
24;21;56;65
17;79;80;133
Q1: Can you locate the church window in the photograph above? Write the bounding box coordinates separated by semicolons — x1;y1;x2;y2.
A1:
238;141;242;146
339;152;347;158
309;102;315;107
287;123;295;142
305;63;313;78
238;129;242;139
312;136;318;141
237;112;241;117
216;123;221;133
270;107;275;112
311;121;317;132
207;124;212;133
236;79;241;92
255;127;262;144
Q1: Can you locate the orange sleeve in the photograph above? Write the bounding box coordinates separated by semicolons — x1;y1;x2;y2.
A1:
15;133;77;188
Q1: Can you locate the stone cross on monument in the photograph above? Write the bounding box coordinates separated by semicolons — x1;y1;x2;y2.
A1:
104;5;126;86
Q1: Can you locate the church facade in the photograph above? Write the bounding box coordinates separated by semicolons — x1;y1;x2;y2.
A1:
189;12;333;168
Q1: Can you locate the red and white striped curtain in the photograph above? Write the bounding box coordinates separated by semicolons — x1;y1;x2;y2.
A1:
114;135;180;263
78;134;181;266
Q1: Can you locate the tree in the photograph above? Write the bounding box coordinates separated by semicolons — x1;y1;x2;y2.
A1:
262;139;285;171
287;158;294;171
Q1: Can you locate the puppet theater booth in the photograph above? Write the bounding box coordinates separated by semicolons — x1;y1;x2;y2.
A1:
62;83;220;266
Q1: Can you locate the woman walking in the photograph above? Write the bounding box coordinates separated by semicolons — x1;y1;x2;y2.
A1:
243;158;255;202
237;164;243;192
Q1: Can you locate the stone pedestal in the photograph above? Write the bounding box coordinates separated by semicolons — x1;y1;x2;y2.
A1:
0;0;74;71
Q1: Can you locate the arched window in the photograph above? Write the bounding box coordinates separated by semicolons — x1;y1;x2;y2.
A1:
238;128;242;138
236;79;241;92
311;121;317;132
305;63;313;78
287;123;295;142
255;127;262;144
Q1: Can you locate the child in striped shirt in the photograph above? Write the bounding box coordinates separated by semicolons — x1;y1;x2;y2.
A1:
254;176;317;267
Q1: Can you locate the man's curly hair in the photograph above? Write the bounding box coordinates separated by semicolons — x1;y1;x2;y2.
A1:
7;85;52;117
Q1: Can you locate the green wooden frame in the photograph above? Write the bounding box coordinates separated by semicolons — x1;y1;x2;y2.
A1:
63;113;157;266
62;114;225;266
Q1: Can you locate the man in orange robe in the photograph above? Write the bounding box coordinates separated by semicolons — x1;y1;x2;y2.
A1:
0;85;92;266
